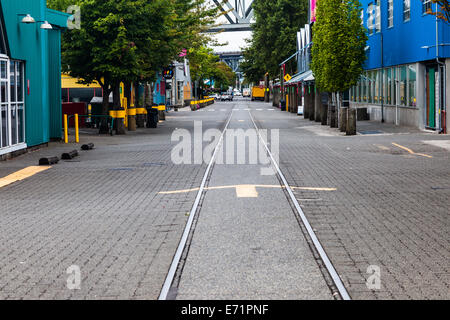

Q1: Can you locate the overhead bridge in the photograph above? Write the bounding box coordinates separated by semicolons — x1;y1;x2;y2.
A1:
207;0;254;33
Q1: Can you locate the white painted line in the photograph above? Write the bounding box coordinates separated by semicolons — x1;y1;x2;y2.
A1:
159;109;234;300
248;110;352;301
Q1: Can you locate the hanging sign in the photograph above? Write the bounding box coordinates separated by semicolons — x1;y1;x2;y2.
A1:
284;74;292;82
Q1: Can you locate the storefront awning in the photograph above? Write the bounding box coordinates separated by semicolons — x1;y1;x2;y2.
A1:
285;70;314;85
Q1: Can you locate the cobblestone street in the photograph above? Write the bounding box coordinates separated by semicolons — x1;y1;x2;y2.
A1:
0;100;449;300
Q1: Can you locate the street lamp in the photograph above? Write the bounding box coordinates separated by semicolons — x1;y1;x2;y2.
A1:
38;21;53;30
19;14;35;24
18;14;53;30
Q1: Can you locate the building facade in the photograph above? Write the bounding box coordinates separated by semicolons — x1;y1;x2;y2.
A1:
0;0;69;158
350;0;449;131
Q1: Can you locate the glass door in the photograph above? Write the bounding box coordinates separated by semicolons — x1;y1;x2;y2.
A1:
0;58;9;148
10;60;25;145
426;67;436;129
0;58;25;150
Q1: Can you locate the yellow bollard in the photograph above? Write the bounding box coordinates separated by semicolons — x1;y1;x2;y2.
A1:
122;97;128;128
87;104;92;125
64;114;68;144
75;114;79;143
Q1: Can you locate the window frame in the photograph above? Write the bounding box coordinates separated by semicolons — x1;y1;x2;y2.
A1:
388;0;394;28
403;0;411;22
422;0;432;15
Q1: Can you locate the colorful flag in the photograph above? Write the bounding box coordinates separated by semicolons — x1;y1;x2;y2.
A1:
310;0;317;23
179;49;187;57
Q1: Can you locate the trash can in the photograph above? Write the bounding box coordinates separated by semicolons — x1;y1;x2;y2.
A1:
280;99;286;111
146;108;159;128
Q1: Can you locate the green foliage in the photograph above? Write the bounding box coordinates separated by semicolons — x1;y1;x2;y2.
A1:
188;46;235;90
311;0;367;93
241;0;309;83
47;0;72;10
213;61;235;89
47;0;220;114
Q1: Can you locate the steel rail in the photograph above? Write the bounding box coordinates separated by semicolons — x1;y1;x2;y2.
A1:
158;106;235;300
247;107;352;300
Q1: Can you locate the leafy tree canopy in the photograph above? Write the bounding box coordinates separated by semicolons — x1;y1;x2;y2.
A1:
311;0;367;93
241;0;309;83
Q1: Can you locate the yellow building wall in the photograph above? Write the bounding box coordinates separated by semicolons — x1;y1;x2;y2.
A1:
61;73;101;89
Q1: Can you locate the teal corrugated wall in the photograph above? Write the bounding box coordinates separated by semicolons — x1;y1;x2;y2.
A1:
48;30;62;139
0;0;68;146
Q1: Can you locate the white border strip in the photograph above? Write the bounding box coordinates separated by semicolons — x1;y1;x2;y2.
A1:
158;109;234;300
0;143;27;156
248;110;351;301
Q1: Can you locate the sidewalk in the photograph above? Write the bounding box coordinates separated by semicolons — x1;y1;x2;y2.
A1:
0;117;210;299
254;101;450;299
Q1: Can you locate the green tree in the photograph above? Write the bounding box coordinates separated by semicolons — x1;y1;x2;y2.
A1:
48;0;220;132
240;40;265;84
242;0;309;83
311;0;367;93
213;61;236;90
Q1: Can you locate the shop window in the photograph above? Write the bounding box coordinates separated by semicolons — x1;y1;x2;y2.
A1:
399;65;407;106
356;83;360;102
374;69;381;104
177;81;183;101
392;67;397;105
408;64;416;107
386;68;392;105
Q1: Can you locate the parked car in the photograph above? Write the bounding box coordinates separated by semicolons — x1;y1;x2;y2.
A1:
212;93;221;100
220;93;233;101
234;91;242;97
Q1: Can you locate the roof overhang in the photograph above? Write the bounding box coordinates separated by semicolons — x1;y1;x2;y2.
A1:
46;8;72;29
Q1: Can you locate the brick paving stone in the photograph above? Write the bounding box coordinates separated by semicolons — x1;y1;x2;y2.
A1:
0;106;231;299
253;102;450;300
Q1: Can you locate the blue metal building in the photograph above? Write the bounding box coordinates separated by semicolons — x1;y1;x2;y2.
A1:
350;0;449;131
0;0;70;158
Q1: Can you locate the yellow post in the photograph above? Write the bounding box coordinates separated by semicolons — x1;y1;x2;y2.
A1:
87;104;92;125
64;114;68;144
286;94;289;112
122;97;128;127
75;114;79;143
